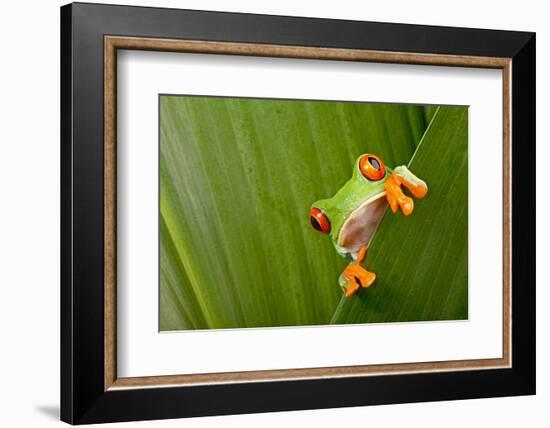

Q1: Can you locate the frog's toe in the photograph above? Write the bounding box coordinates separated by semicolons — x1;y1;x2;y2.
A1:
357;269;376;288
344;279;360;297
401;197;414;216
394;166;428;199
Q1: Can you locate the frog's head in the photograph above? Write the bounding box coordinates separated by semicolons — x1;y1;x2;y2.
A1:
309;153;390;259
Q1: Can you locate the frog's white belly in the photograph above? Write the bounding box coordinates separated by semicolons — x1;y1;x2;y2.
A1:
337;192;387;259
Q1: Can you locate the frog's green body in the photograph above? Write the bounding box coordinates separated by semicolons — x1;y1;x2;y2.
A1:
313;157;393;260
310;153;428;297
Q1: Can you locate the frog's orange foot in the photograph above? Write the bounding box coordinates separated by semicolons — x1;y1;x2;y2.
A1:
384;166;428;216
342;262;376;297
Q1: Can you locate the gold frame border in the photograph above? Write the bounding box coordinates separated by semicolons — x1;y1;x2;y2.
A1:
104;36;512;391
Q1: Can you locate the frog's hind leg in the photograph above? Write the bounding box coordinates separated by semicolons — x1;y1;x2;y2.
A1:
342;265;376;297
340;245;376;297
342;276;360;298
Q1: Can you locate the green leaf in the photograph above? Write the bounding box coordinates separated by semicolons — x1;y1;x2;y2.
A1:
423;105;439;126
159;96;428;330
330;106;468;324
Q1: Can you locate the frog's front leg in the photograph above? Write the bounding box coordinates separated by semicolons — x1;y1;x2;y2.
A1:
339;245;376;297
384;165;428;216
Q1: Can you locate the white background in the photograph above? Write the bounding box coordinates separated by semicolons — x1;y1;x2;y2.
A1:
118;51;503;377
0;0;546;427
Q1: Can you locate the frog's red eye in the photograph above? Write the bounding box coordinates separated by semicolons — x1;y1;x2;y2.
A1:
309;208;331;234
359;154;385;181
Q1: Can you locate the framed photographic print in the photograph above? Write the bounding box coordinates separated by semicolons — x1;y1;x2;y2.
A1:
60;2;535;424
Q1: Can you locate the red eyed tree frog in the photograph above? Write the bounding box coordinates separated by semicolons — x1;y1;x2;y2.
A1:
309;154;428;297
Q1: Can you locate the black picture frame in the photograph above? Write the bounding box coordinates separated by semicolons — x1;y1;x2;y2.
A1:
61;2;535;424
